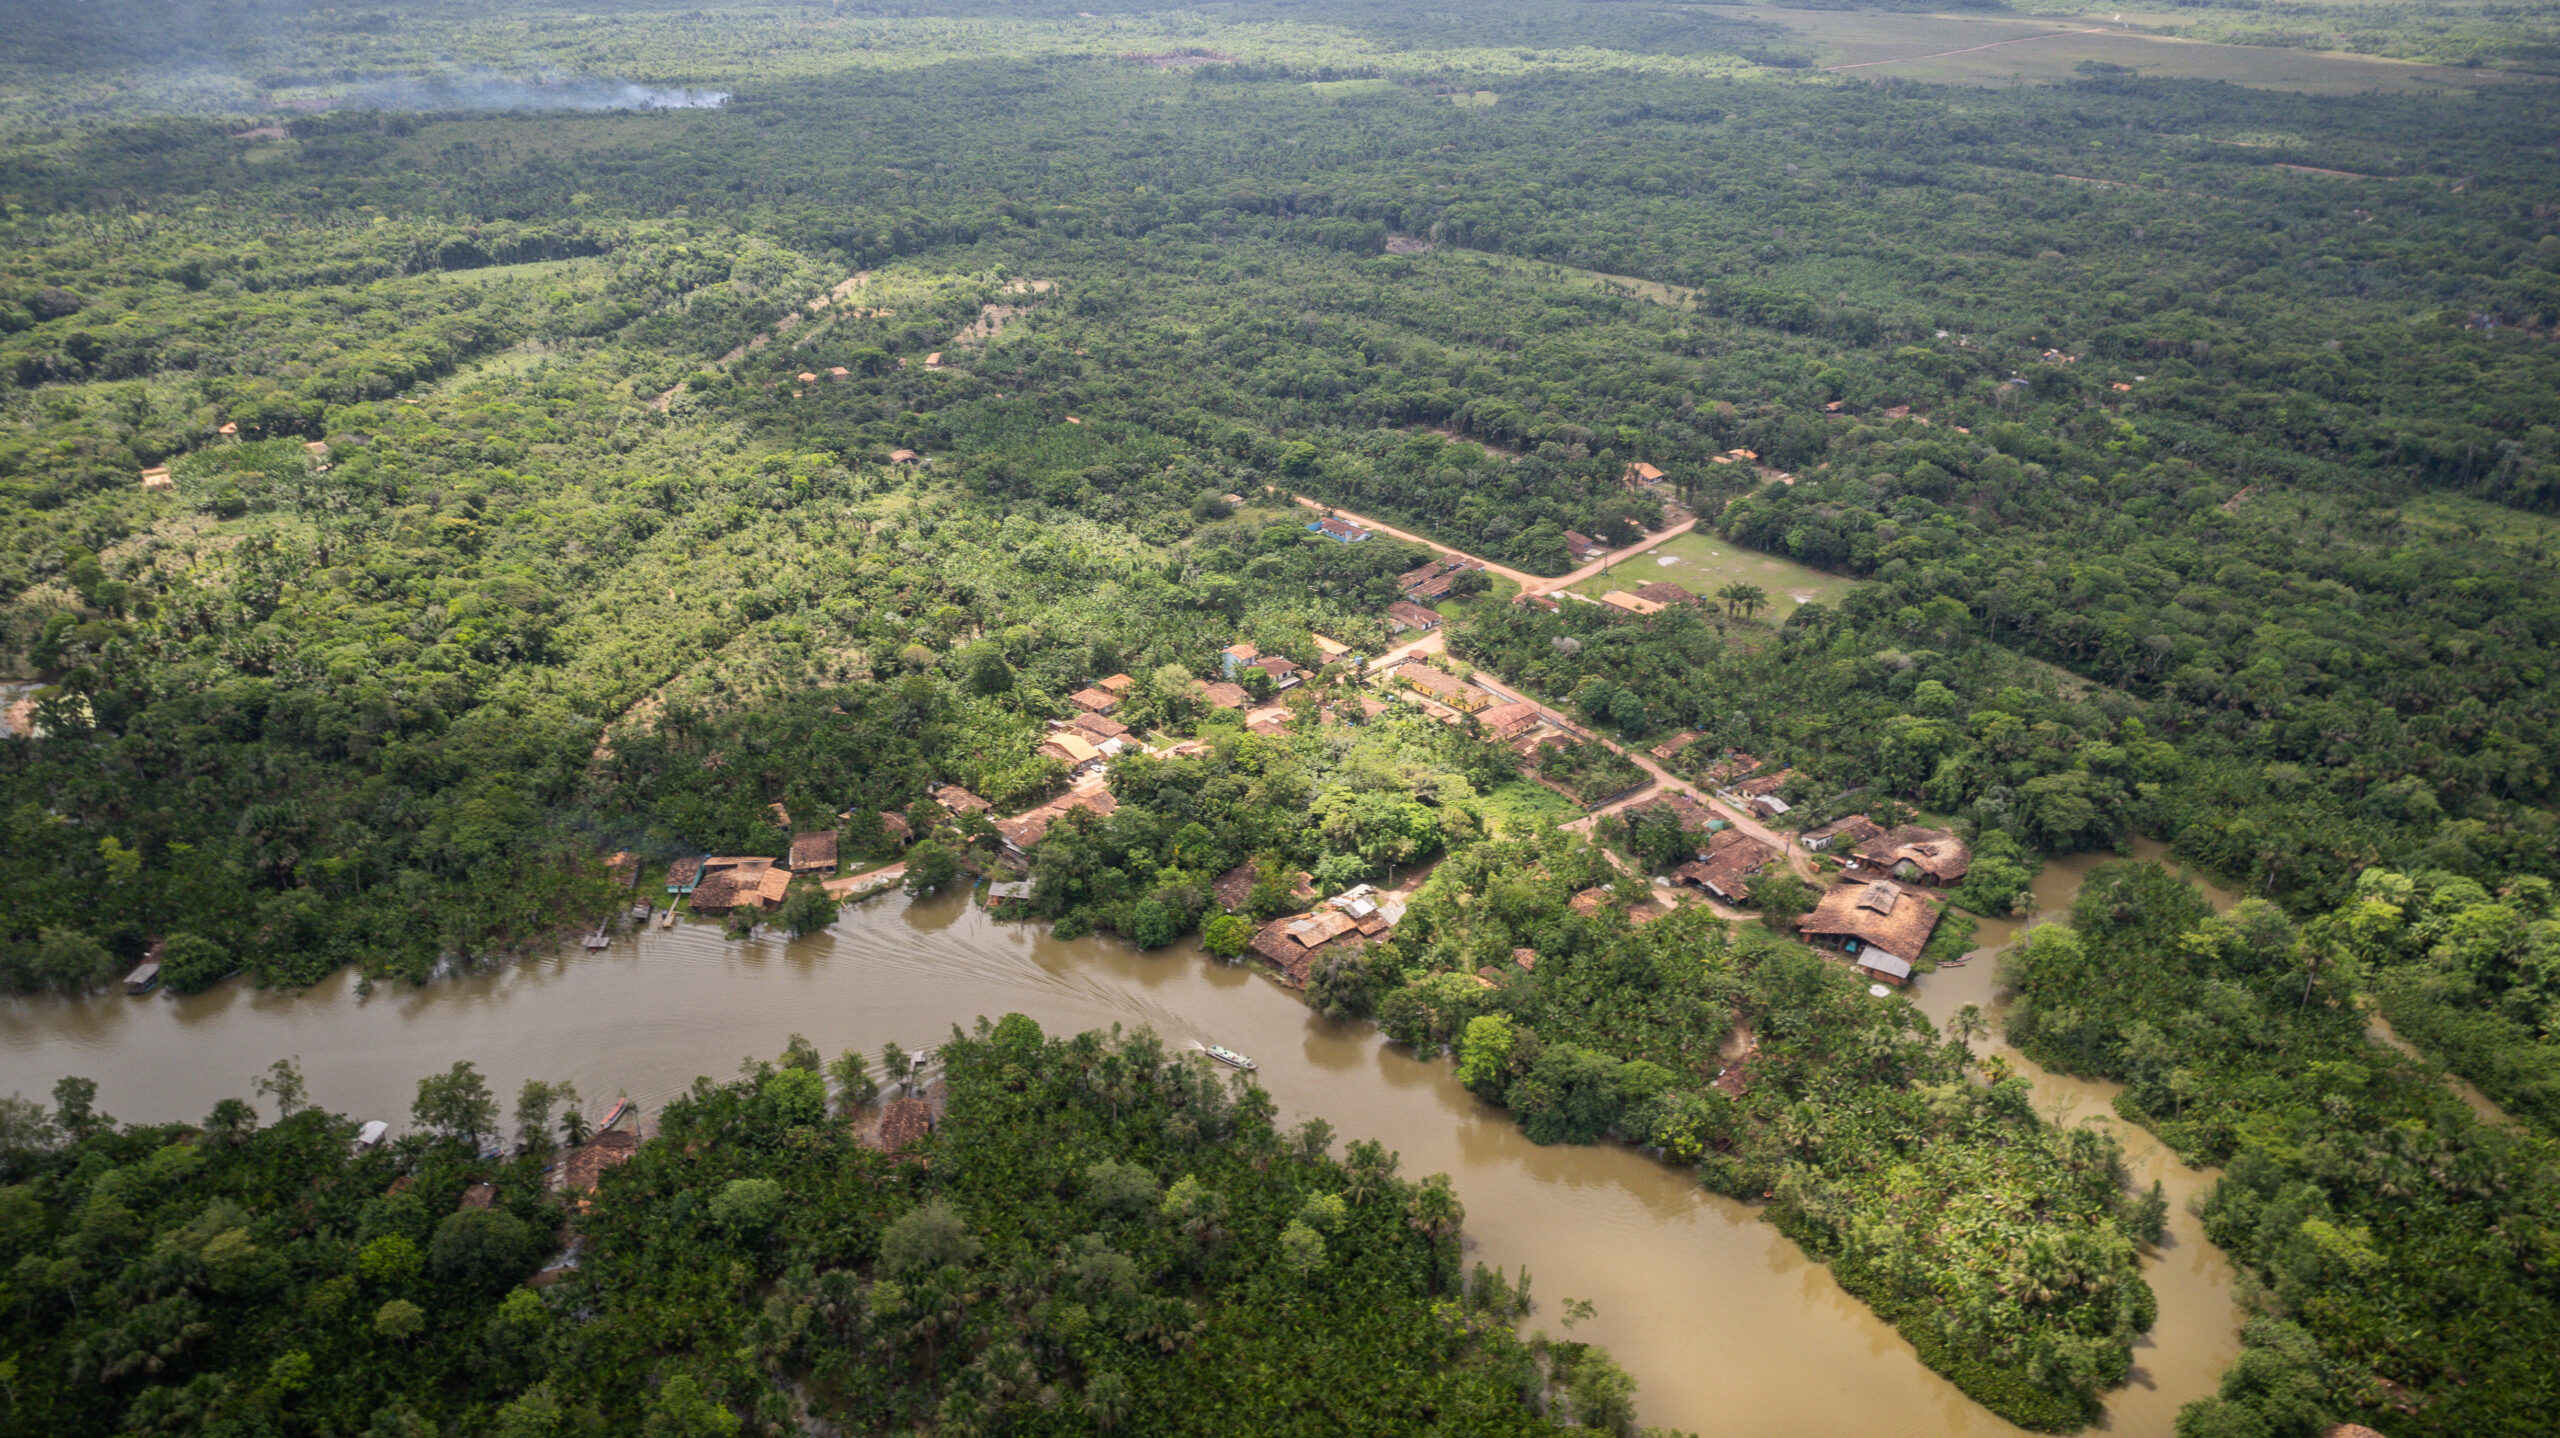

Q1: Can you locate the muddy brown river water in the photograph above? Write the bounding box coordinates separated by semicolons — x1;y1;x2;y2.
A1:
1;844;2244;1436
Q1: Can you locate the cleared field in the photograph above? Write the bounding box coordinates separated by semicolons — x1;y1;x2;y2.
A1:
1480;779;1584;834
1710;5;2548;93
1565;530;1858;622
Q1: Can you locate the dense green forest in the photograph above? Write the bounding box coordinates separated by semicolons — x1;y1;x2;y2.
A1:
0;1020;1646;1435
2003;863;2560;1435
5;0;2560;1433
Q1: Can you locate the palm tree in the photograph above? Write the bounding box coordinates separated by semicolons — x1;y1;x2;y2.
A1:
1948;1003;1988;1057
1731;583;1768;620
1083;1372;1131;1433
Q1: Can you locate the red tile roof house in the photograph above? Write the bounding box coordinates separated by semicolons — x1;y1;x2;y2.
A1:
1193;679;1251;709
1386;600;1443;634
1307;516;1370;543
1478;700;1544;744
1067;686;1120;714
1562;530;1608;562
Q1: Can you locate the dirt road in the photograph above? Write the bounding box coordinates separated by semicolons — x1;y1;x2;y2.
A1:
1291;496;1696;597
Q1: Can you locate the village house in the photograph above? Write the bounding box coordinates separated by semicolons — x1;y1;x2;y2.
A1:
552;1129;642;1207
787;831;840;874
1799;814;1884;853
1514;592;1562;614
1193;678;1251;709
880;811;913;846
1246;711;1291;737
140;464;174;491
1247;908;1361;987
993;786;1119;864
1307;516;1370;543
690;865;792;916
1478;699;1544;745
1569;887;1615;917
1037;730;1104;768
1219;641;1259;678
1650;731;1702;763
1386;660;1492;713
1067;686;1120;714
1097;672;1136;696
1674;830;1779;905
1732;770;1794;816
1633;580;1700;607
1386;599;1444;634
1310;633;1350;663
1702;751;1762;786
929;782;992;818
1846;826;1972;885
1624;461;1665;487
1070;712;1131;742
1254;654;1304;688
1632;791;1719;843
1798;880;1943;985
871;1097;935;1155
889;448;920;463
665;856;706;894
1600;590;1665;617
1562;530;1608;563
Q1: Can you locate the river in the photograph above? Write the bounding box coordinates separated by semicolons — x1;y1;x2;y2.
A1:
1;844;2244;1437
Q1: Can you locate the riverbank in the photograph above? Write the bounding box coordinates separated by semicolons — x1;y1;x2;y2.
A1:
0;848;2253;1437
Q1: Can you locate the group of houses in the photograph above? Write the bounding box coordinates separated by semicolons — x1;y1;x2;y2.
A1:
1793;820;1973;985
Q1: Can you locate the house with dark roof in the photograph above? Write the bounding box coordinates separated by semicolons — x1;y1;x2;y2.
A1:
1213;863;1316;914
1194;679;1251;709
1673;832;1777;904
929;783;991;816
1799;814;1883;853
1562;530;1608;562
993;787;1119;863
665;856;706;894
1847;827;1972;885
1071;712;1131;741
1254;655;1304;688
788;831;839;874
1649;731;1702;763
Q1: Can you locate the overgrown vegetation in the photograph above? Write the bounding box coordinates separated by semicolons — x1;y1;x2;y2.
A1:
0;1022;1660;1435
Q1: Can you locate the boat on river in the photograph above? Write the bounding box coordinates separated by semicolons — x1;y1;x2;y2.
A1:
598;1097;632;1131
1200;1043;1256;1072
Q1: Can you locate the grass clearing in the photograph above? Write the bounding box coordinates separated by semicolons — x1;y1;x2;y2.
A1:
1565;530;1858;622
1480;779;1583;835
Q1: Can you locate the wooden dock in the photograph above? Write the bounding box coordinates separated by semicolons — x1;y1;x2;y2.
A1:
582;924;611;949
